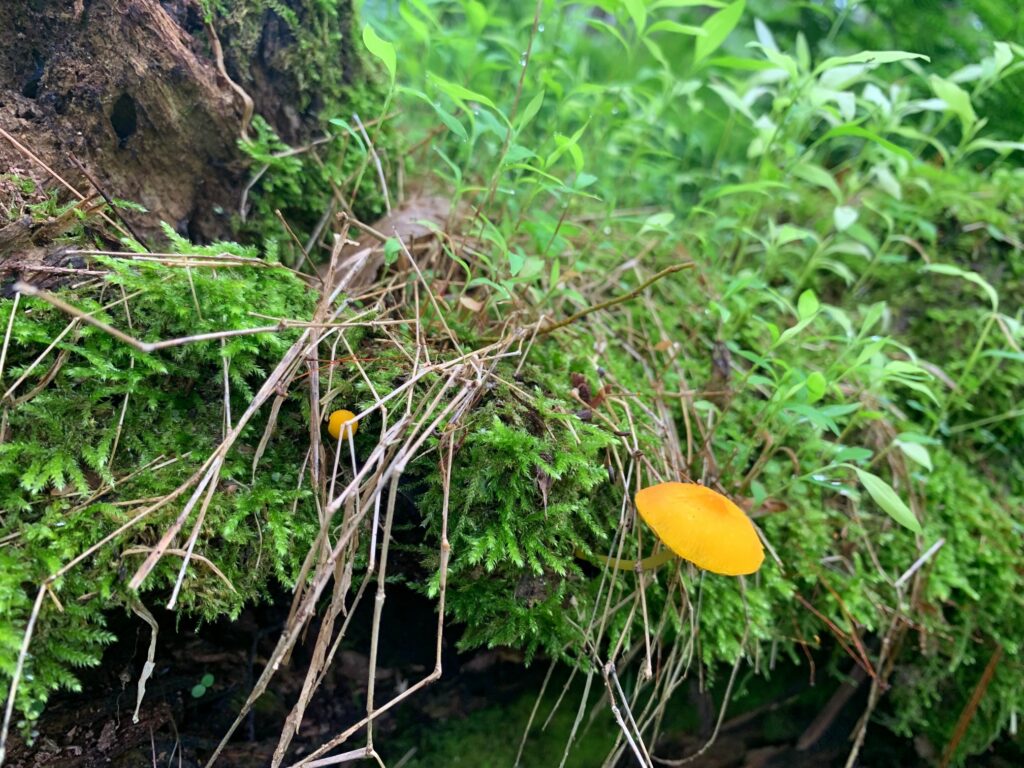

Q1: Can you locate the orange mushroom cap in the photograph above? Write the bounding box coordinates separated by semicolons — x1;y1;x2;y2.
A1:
634;482;764;576
328;409;359;441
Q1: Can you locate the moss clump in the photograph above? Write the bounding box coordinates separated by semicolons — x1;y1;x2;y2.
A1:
417;350;620;660
4;236;1022;764
0;238;322;729
885;450;1023;759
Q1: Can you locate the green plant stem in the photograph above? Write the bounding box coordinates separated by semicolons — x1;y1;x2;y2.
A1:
948;407;1024;434
932;312;997;435
574;546;677;572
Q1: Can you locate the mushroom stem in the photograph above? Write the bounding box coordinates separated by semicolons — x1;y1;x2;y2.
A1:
575;546;677;572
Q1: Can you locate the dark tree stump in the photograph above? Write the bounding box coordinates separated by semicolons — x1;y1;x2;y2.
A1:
0;0;367;244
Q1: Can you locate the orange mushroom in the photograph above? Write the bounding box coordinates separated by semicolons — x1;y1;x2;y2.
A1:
635;482;764;576
579;482;765;576
327;409;359;441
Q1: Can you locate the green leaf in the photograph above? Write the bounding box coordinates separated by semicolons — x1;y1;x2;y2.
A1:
384;238;401;266
791;162;841;200
776;224;818;245
622;0;647;33
702;180;788;202
362;25;396;87
508;249;525;277
464;0;488;32
895;440;933;472
962;138;1024;156
646;20;705;37
428;73;498;111
546;122;589;171
433;103;469;141
890;376;940;405
895;431;941;446
814;50;927;75
993;41;1014;72
805;371;827;403
584;17;631;54
694;0;745;65
641;211;675;233
748;41;798;79
515;90;545;132
834;446;874;463
853;468;922;534
773;317;814;348
833;205;859;232
923;264;998;311
929;75;976;132
797;289;819;320
786;403;840;434
642;35;671;71
796;31;810;71
703;55;776;71
820;125;914;163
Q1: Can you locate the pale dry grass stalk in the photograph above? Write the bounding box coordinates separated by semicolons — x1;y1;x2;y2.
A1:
187;213;513;766
353;114;391;215
12;281;294;353
0;127;135;242
0;291;21;387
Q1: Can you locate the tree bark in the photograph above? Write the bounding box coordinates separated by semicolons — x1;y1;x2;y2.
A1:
0;0;363;244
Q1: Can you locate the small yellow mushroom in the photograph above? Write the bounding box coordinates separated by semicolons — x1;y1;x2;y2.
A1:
327;409;359;441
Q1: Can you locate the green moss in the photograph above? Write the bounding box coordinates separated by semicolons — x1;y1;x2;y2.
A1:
0;239;322;728
885;451;1024;761
418;358;619;660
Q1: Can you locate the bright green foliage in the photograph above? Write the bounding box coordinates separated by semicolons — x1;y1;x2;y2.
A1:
361;1;1023;762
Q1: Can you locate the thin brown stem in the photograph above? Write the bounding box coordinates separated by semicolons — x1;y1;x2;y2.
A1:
538;263;694;337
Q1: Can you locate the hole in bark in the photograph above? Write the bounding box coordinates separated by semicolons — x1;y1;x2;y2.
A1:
110;93;138;145
22;51;44;99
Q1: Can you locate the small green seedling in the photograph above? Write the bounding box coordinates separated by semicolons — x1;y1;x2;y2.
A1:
190;673;215;699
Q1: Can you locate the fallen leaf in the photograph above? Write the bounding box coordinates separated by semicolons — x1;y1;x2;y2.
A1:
324;195;453;293
570;372;592;404
459;295;483;312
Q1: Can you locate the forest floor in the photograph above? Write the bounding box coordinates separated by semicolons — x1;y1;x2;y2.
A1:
7;584;1022;767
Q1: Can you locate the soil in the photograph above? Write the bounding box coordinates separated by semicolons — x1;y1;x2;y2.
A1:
8;583;1020;767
